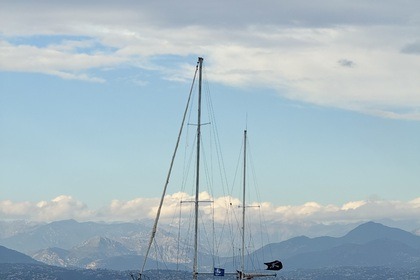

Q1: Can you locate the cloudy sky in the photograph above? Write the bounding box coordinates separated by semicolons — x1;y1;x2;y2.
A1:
0;1;419;227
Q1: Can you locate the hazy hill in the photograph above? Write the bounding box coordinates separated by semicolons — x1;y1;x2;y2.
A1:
72;236;134;259
250;221;420;270
33;236;135;268
0;245;40;264
32;247;70;267
342;221;420;249
0;219;150;253
286;239;420;268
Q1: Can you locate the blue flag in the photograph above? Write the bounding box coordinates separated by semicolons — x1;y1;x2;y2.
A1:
214;267;225;276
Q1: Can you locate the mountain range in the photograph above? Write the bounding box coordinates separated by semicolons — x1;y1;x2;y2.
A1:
250;221;420;269
0;220;419;272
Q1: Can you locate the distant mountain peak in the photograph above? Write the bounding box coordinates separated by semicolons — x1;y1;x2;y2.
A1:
347;221;404;237
343;221;420;249
79;236;120;248
72;235;133;259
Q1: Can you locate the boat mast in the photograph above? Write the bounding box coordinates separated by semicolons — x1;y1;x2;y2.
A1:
238;130;277;280
241;130;247;280
193;57;203;280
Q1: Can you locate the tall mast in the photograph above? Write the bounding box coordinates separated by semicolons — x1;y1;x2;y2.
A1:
193;57;203;280
241;130;247;279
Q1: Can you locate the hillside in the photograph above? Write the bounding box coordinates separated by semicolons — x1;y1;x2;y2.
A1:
250;222;420;270
0;245;40;264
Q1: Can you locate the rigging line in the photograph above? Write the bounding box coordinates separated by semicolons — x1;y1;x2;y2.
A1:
214;201;231;262
212;195;216;268
201;75;216;201
203;66;238;261
258;203;271;261
140;60;199;275
201;69;230;264
203;69;230;199
199;138;218;266
176;202;182;271
247;137;263;208
230;138;244;222
202;69;214;194
205;75;229;198
181;134;196;195
247;136;274;262
167;201;185;271
150;231;170;271
248;139;269;228
231;138;244;197
181;200;195;269
226;138;245;261
246;225;259;270
198;204;213;257
211;198;227;264
246;136;262;263
182;79;197;191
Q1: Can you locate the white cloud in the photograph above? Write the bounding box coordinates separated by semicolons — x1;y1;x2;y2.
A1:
272;197;420;223
342;200;366;210
1;194;419;227
0;39;125;82
409;197;420;207
0;195;93;221
1;1;420;119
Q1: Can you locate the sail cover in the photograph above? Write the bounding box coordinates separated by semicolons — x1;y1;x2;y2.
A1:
264;260;283;270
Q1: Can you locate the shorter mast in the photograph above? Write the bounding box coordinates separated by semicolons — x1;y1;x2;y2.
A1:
241;130;247;278
238;130;277;280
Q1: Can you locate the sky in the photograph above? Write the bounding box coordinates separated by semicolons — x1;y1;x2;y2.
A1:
0;1;419;227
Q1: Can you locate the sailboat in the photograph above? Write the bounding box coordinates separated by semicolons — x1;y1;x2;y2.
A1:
134;57;282;280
